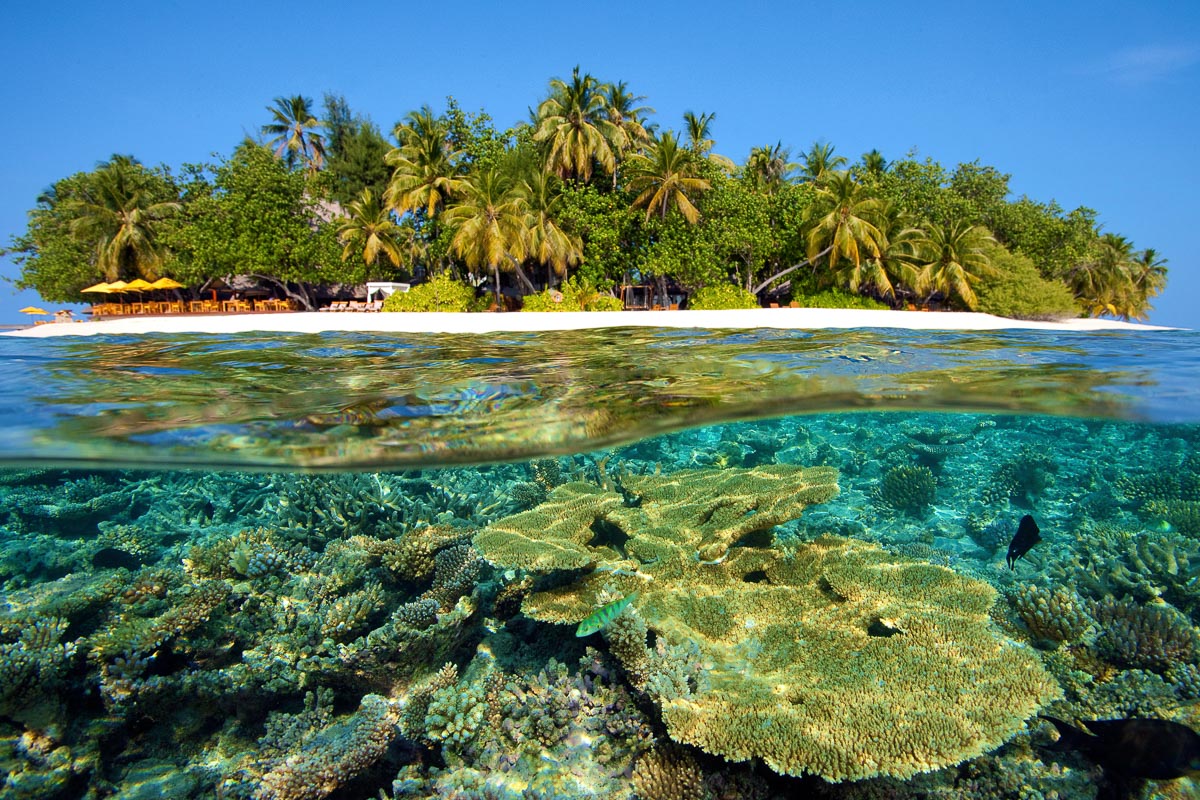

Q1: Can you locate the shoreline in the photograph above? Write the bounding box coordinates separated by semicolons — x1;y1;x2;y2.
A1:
3;308;1180;337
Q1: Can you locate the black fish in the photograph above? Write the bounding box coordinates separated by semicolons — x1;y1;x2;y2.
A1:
1041;715;1200;799
92;547;144;571
1006;514;1041;569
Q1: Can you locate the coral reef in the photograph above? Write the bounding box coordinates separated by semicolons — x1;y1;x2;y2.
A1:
250;693;399;800
875;465;936;516
1011;585;1093;646
0;409;1197;799
631;747;704;800
395;647;652;798
1091;595;1200;672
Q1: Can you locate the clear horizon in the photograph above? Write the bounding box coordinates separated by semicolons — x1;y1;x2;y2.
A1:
2;0;1197;328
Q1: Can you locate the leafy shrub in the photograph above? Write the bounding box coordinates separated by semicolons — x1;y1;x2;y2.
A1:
382;273;488;313
790;288;889;310
687;283;759;310
521;277;623;312
975;249;1079;321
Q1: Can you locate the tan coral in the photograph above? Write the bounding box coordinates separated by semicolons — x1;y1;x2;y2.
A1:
473;481;626;572
632;746;704;800
476;467;1059;783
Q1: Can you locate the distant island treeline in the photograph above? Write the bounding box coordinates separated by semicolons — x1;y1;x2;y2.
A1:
5;67;1165;319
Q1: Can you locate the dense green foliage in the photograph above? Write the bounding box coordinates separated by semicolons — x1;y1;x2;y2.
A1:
521;276;622;311
687;284;759;310
381;272;487;312
790;289;889;310
975;249;1080;321
7;70;1166;320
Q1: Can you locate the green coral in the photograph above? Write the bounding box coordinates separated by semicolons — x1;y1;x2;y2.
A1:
425;679;488;752
877;464;936;516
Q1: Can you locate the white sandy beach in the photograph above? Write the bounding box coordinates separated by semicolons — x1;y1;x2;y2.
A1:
3;308;1179;337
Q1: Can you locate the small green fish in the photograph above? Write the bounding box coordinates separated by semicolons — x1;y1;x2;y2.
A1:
575;593;638;637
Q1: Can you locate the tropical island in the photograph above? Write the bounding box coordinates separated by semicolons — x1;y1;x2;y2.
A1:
5;68;1168;322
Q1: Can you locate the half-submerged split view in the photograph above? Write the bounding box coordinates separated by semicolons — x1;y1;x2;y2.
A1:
0;327;1199;800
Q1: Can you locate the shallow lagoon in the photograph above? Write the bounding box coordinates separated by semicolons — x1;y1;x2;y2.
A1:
1;328;1198;799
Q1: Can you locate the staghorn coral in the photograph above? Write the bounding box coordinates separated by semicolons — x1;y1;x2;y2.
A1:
875;465;936;516
421;544;484;612
631;746;704;800
250;693;398;800
0;616;78;715
1091;595;1200;672
425;677;489;752
399;647;652;797
478;475;1059;782
1011;585;1093;646
981;444;1057;506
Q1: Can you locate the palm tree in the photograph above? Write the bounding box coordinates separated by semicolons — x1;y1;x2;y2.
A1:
859;149;888;179
67;156;180;281
444;168;531;301
337;189;407;271
805;171;885;273
683;111;736;173
842;202;925;304
534;66;618;182
1128;247;1168;317
519;170;582;284
798;141;847;184
262;95;326;170
625;132;711;223
385;106;466;217
683;111;716;154
745;142;795;194
1067;233;1135;317
916;219;996;309
604;81;654;167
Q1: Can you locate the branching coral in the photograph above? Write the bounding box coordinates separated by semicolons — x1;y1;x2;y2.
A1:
876;465;936;516
631;746;704;800
1091;595;1200;672
981;445;1057;506
1011;585;1093;646
252;693;398;800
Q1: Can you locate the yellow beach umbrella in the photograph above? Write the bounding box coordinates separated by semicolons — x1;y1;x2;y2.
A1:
81;282;113;294
19;306;49;315
150;277;184;290
125;279;155;291
107;281;129;292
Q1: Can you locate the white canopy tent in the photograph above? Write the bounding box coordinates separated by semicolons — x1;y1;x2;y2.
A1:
365;282;411;302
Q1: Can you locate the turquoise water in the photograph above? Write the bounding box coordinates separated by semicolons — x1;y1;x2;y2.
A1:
1;328;1199;798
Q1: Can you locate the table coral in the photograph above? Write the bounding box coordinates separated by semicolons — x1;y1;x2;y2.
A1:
475;467;1059;782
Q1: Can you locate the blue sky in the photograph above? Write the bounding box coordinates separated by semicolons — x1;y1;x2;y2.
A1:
1;1;1197;327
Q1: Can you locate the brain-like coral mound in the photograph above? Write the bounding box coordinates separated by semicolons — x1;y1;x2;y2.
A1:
475;466;1060;782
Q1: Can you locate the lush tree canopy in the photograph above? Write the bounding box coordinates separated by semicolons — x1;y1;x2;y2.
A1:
8;72;1166;320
